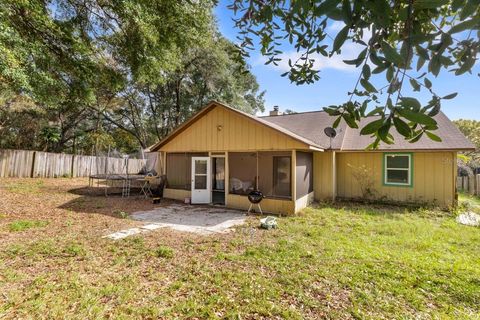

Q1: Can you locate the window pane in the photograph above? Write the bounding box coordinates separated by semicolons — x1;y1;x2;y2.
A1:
195;160;207;174
273;156;291;197
386;155;409;168
386;169;409;184
194;175;207;189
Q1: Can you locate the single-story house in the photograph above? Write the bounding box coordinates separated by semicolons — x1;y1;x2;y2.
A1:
149;101;475;214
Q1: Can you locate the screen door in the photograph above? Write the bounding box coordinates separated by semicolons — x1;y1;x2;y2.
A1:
191;157;211;204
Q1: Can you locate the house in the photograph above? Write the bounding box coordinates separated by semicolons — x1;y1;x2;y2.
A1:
149;101;475;214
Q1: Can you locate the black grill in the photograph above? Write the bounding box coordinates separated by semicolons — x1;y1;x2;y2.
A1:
248;190;263;204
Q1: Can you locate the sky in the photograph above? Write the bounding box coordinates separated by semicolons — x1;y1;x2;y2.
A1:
214;1;480;120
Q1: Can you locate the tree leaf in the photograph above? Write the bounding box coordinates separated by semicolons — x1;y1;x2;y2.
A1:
315;0;341;14
414;0;449;9
360;118;384;135
428;55;441;76
381;41;404;67
393;117;412;138
332;26;349;52
397;108;437;126
409;131;424;143
424;78;432;89
442;92;458;100
332;116;342;128
409;78;421;91
400;97;421;111
342;113;358;128
448;18;480;34
360;78;377;93
425;131;442;142
362;64;371;80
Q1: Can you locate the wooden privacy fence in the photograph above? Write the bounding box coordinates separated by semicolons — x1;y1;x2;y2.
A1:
0;149;146;178
457;175;480;195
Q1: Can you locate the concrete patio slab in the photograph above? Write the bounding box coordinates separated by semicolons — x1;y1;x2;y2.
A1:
104;203;247;239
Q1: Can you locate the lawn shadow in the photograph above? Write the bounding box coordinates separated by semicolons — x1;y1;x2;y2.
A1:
60;186;246;230
58;186;158;219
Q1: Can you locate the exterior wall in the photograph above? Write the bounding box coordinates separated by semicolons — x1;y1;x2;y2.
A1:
163;188;190;201
335;151;456;207
160;105;308;152
163;189;296;215
227;194;295;215
313;151;334;200
295;191;314;213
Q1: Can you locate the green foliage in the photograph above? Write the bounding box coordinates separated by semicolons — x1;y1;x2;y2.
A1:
154;245;174;259
8;220;49;232
230;0;480;147
0;0;265;153
454;119;480;149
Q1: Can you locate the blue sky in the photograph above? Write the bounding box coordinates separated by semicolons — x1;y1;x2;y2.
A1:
215;1;480;120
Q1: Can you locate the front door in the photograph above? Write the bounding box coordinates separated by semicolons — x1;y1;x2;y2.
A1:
191;157;211;204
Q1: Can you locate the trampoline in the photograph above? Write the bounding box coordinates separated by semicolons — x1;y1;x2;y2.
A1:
87;150;160;197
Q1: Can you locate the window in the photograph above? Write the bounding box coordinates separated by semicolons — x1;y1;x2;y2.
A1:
383;153;412;186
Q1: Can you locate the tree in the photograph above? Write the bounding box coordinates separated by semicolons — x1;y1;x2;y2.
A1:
454;119;480;149
0;2;265;153
95;35;265;149
229;0;480;148
454;119;480;171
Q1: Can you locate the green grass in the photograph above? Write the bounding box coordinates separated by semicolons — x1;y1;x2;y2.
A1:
1;204;479;319
8;220;49;232
154;245;174;259
458;192;480;212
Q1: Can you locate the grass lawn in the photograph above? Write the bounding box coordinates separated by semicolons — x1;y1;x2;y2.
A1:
0;178;479;319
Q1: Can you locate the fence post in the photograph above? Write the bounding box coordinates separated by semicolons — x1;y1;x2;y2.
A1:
30;151;36;178
70;154;75;178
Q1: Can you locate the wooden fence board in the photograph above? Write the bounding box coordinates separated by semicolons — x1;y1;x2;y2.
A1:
0;149;35;177
0;149;148;178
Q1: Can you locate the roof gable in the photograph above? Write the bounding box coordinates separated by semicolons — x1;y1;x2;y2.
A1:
149;102;323;152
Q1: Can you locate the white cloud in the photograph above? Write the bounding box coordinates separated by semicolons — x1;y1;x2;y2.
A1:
256;41;366;73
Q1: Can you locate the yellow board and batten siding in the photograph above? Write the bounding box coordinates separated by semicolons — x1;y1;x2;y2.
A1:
160;105;308;152
333;151;456;207
313;151;334;200
159;104;310;215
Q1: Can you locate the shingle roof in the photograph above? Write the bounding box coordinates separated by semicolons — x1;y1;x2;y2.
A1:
261;110;475;151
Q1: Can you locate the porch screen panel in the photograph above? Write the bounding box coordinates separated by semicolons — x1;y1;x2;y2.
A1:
273;156;291;197
295;151;313;200
166;152;208;190
258;151;292;199
228;152;257;195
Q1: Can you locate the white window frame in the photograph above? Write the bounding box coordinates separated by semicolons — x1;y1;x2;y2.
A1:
384;153;412;186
